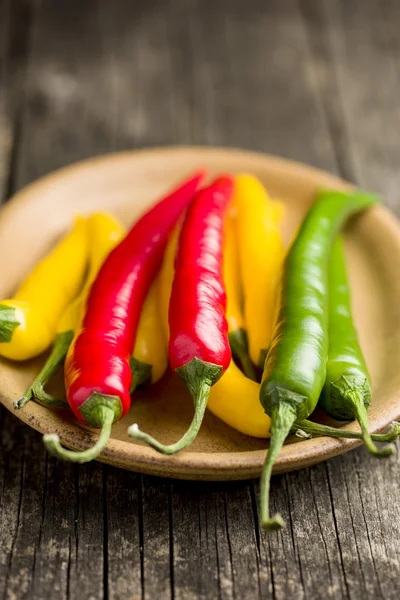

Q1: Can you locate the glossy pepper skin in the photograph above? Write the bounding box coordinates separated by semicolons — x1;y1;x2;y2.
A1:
129;175;234;454
0;217;88;360
318;237;394;458
43;171;204;463
223;212;256;381
234;175;285;368
259;189;378;531
15;213;125;409
156;215;268;438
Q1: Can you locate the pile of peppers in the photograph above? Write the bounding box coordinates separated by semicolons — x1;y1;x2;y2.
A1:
2;170;400;532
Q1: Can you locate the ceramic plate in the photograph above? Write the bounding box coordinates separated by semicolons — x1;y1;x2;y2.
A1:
1;147;400;480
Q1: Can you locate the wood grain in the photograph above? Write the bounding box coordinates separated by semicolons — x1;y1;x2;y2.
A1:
0;0;400;599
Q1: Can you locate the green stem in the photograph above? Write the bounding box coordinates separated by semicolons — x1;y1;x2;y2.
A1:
294;419;400;444
347;390;395;457
14;331;73;410
129;357;152;394
0;304;20;342
260;402;297;531
235;349;258;381
128;378;210;455
129;358;221;455
43;406;115;463
229;329;257;381
258;348;268;370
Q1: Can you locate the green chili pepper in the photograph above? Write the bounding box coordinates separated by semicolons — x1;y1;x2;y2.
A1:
318;237;394;456
259;189;378;531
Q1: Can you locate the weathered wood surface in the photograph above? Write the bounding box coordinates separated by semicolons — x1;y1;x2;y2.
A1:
1;0;400;598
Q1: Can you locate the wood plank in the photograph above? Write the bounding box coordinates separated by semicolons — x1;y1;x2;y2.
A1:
141;476;171;600
301;0;400;211
0;0;12;203
106;468;142;600
15;0;121;189
170;481;224;600
0;0;33;203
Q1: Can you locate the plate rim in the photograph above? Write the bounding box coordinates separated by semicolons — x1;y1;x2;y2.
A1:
1;145;400;481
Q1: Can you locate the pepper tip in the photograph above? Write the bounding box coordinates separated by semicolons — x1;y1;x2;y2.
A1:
43;433;61;457
261;513;285;531
14;396;28;410
295;428;312;440
43;433;60;444
128;423;139;435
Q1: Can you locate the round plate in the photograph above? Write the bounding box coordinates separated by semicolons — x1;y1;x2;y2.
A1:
1;147;400;480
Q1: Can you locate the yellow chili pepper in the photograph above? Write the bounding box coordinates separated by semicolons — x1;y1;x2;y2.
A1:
234;174;285;368
158;220;271;438
16;213;168;410
16;213;125;408
57;213;125;334
130;277;168;391
208;361;270;438
0;217;89;361
223;212;256;380
158;223;181;338
271;200;285;223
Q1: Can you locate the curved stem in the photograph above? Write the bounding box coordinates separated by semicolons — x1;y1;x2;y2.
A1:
260;402;297;531
27;383;68;409
294;419;400;444
43;406;115;463
14;331;73;409
128;379;210;455
347;391;395;457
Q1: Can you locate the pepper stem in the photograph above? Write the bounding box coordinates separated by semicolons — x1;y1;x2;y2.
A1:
14;331;73;410
260;402;297;531
43;405;115;463
128;378;211;455
129;357;152;394
236;350;258;382
229;329;257;381
346;390;395;458
294;418;400;444
0;304;20;342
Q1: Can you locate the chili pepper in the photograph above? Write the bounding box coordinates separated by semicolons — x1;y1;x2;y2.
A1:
223;211;257;380
129;175;234;454
0;217;88;361
234;174;285;368
209;361;270;436
158;223;181;339
130;277;168;392
15;213;125;409
259;189;378;531
42;171;204;463
156;212;265;436
318;237;394;457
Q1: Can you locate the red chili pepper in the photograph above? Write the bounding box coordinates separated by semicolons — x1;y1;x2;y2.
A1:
43;171;204;462
129;175;234;454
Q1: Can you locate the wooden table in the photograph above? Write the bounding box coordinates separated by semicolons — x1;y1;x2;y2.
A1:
1;1;400;598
